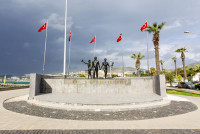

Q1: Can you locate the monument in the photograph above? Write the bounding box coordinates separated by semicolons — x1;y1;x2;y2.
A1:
101;58;111;79
28;73;169;111
27;0;169;111
92;57;100;79
81;59;92;79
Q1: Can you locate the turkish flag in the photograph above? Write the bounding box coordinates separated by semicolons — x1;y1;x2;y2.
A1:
90;36;96;43
69;31;71;42
117;33;122;42
38;23;47;32
141;21;147;31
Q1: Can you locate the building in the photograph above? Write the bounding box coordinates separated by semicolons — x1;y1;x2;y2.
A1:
192;73;200;82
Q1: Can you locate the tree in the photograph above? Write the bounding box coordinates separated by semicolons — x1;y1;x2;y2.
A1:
131;52;145;77
78;74;86;77
165;72;175;87
159;60;165;71
172;57;177;77
150;67;156;76
195;64;200;73
175;47;188;81
146;22;166;75
176;75;182;88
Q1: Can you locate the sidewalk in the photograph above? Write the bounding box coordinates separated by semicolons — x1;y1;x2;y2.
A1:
0;88;200;130
167;86;200;95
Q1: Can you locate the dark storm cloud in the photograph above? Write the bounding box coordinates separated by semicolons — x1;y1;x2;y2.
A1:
1;0;200;75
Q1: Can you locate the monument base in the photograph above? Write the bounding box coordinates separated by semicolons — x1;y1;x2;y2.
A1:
28;74;168;111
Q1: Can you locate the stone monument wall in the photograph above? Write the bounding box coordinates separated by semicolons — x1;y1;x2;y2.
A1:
29;74;167;100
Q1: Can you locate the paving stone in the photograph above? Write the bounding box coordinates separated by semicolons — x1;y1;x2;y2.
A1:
0;130;200;134
3;101;198;121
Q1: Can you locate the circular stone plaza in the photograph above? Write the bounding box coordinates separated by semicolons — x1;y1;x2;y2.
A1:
1;74;200;133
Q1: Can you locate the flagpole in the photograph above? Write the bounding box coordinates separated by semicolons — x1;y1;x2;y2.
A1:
94;35;96;57
122;42;124;77
147;32;149;76
68;31;71;77
43;20;48;75
63;0;68;77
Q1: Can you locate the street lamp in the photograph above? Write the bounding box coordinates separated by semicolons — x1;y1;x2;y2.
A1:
184;31;190;33
110;60;112;78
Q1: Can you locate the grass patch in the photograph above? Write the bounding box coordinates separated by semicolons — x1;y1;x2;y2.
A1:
167;89;200;97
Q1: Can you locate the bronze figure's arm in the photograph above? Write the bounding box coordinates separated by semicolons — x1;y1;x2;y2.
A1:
81;60;88;65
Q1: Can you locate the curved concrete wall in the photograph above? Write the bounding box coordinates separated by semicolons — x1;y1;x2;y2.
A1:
29;74;167;100
44;78;154;95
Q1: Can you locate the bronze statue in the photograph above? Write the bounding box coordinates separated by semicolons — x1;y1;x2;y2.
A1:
92;57;100;79
101;58;110;79
81;60;92;79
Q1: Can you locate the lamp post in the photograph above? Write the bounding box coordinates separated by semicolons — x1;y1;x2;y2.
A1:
110;60;112;78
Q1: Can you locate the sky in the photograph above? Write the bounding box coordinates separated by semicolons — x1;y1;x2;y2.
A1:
1;0;200;76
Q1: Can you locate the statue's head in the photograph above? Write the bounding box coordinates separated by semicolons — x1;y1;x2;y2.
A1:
88;60;91;63
94;57;97;60
104;58;107;62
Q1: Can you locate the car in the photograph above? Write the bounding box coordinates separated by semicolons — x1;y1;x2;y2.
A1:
172;82;178;87
166;82;178;87
180;82;195;89
193;81;200;85
195;83;200;90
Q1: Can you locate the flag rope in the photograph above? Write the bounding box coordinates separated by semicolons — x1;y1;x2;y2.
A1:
147;32;149;76
68;31;71;77
43;20;48;75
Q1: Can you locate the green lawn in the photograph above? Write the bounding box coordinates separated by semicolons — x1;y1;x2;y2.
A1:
167;89;200;97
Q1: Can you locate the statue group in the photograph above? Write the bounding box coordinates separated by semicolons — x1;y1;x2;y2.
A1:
81;57;114;79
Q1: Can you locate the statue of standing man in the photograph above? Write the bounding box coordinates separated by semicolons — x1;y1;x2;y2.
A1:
81;60;92;79
92;57;100;79
101;58;110;79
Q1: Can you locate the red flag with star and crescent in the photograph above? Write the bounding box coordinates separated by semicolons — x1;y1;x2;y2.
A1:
90;36;96;43
117;33;122;42
141;21;147;31
38;22;47;32
69;31;71;42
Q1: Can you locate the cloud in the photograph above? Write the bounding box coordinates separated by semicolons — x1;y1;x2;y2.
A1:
163;20;182;30
23;42;31;48
56;37;64;43
42;13;73;31
2;0;200;75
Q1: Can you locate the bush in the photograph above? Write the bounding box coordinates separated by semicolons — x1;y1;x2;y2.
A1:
77;74;86;77
165;72;175;86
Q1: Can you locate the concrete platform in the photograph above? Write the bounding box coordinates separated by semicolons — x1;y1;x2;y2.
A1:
26;93;170;111
33;93;163;105
28;74;168;111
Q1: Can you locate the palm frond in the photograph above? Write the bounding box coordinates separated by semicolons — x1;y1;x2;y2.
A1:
172;56;177;60
158;22;166;30
131;53;144;60
175;47;189;53
153;22;158;28
159;60;165;64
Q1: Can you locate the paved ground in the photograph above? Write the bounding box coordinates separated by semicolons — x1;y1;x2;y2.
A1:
1;88;200;130
3;101;197;121
0;130;200;134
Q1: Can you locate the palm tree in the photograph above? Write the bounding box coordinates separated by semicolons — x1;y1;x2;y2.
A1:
150;67;156;76
172;57;177;77
131;52;145;77
145;22;166;75
175;47;188;81
159;60;165;71
195;64;200;73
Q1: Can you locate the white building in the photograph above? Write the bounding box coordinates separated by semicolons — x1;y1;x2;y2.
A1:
192;73;200;82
